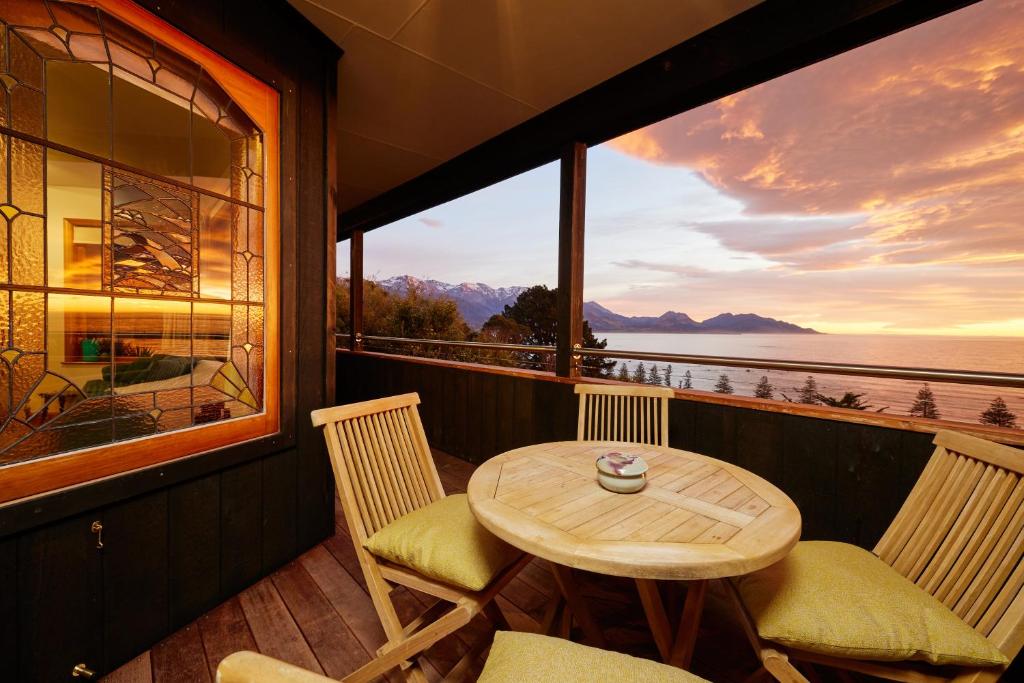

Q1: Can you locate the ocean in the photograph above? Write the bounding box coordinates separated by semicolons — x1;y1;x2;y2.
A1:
596;333;1024;426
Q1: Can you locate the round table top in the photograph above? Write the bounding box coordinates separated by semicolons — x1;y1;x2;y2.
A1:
467;441;801;580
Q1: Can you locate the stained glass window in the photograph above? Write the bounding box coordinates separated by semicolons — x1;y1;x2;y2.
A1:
0;0;267;468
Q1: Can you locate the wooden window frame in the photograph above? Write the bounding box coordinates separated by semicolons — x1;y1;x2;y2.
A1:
0;0;281;505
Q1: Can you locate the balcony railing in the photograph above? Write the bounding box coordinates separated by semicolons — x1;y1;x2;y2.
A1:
338;334;1024;389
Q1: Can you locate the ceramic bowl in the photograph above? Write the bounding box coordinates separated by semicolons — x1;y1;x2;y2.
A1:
595;452;648;494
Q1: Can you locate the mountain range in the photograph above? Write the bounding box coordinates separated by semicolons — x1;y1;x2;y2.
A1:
374;275;820;334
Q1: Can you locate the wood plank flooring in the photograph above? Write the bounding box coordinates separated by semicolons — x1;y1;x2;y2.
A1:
102;451;793;683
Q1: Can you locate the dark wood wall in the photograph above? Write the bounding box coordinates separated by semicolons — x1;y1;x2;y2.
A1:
337;352;937;550
0;2;339;680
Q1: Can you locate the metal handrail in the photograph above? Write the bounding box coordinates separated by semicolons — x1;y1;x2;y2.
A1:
357;334;554;354
336;334;1024;389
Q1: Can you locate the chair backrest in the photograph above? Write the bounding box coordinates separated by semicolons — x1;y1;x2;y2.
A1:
575;383;674;446
311;393;444;543
874;430;1024;660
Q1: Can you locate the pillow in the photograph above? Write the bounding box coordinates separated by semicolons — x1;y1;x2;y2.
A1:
735;541;1008;667
363;493;520;592
478;631;707;683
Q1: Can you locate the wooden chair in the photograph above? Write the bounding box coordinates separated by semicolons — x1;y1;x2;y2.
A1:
576;383;674;446
727;430;1024;683
311;394;531;683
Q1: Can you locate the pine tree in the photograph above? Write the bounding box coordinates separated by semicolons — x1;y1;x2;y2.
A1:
754;375;775;400
648;364;661;385
909;383;940;420
980;397;1018;429
714;374;734;394
663;364;673;387
631;362;646;384
797;376;819;404
682;370;692;389
615;363;630;383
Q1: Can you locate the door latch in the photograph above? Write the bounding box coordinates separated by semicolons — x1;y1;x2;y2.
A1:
90;521;103;549
72;662;96;679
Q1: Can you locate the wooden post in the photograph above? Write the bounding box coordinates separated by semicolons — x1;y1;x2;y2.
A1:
556;142;586;377
350;229;364;351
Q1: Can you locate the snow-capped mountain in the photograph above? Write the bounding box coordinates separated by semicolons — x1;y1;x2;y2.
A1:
376;275;527;328
372;276;819;334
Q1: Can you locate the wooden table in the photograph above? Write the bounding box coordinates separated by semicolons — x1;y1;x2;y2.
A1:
467;440;801;669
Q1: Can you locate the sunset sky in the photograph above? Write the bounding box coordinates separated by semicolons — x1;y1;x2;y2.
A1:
351;0;1024;337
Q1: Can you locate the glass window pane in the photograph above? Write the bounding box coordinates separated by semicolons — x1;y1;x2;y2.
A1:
192;112;231;196
112;67;190;183
46;61;111;158
45;294;112;433
197;195;233;300
112;298;191;395
47;151;103;289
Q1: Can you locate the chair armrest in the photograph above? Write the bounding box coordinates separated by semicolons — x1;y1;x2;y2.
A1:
216;652;336;683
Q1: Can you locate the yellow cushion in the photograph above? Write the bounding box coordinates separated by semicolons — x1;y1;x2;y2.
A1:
363;493;521;592
478;631;708;683
735;541;1008;667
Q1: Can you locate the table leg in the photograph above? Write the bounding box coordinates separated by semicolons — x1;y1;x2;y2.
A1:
668;579;708;669
636;579;673;662
550;564;607;648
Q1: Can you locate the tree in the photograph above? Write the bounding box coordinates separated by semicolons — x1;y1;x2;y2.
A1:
663;364;673;387
335;278;471;359
980;397;1018;429
615;363;630;382
632;362;647;384
909;383;940;420
501;285;615;377
754;376;775;400
648;364;661;386
814;391;874;410
682;370;693;389
714;374;734;394
797;376;819;405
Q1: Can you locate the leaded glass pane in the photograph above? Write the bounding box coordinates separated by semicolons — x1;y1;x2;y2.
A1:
46;61;111;157
0;0;267;468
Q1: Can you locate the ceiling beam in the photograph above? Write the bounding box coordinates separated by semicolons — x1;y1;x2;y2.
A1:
338;0;977;238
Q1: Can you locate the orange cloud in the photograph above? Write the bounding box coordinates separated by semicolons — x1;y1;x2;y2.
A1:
609;0;1024;276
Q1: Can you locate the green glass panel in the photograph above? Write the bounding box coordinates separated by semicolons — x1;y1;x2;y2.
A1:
47;61;111;158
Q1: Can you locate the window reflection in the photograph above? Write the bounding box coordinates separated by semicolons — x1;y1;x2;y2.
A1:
47;151;103;289
46;61;111;158
112;68;190;184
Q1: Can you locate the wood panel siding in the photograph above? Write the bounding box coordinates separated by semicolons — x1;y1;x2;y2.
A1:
0;1;339;679
336;350;975;549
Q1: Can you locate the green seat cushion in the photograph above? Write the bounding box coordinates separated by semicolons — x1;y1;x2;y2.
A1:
735;541;1008;667
478;631;708;682
363;493;521;592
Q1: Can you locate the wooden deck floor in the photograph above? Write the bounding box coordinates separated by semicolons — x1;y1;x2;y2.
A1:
102;451;780;683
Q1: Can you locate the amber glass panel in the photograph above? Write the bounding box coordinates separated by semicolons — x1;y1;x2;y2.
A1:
47;150;102;289
108;169;195;294
197;196;232;300
112;68;190;183
46;61;111;158
192;112;231;196
10;137;44;216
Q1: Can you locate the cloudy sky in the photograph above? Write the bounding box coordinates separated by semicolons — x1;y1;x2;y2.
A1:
346;0;1024;337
